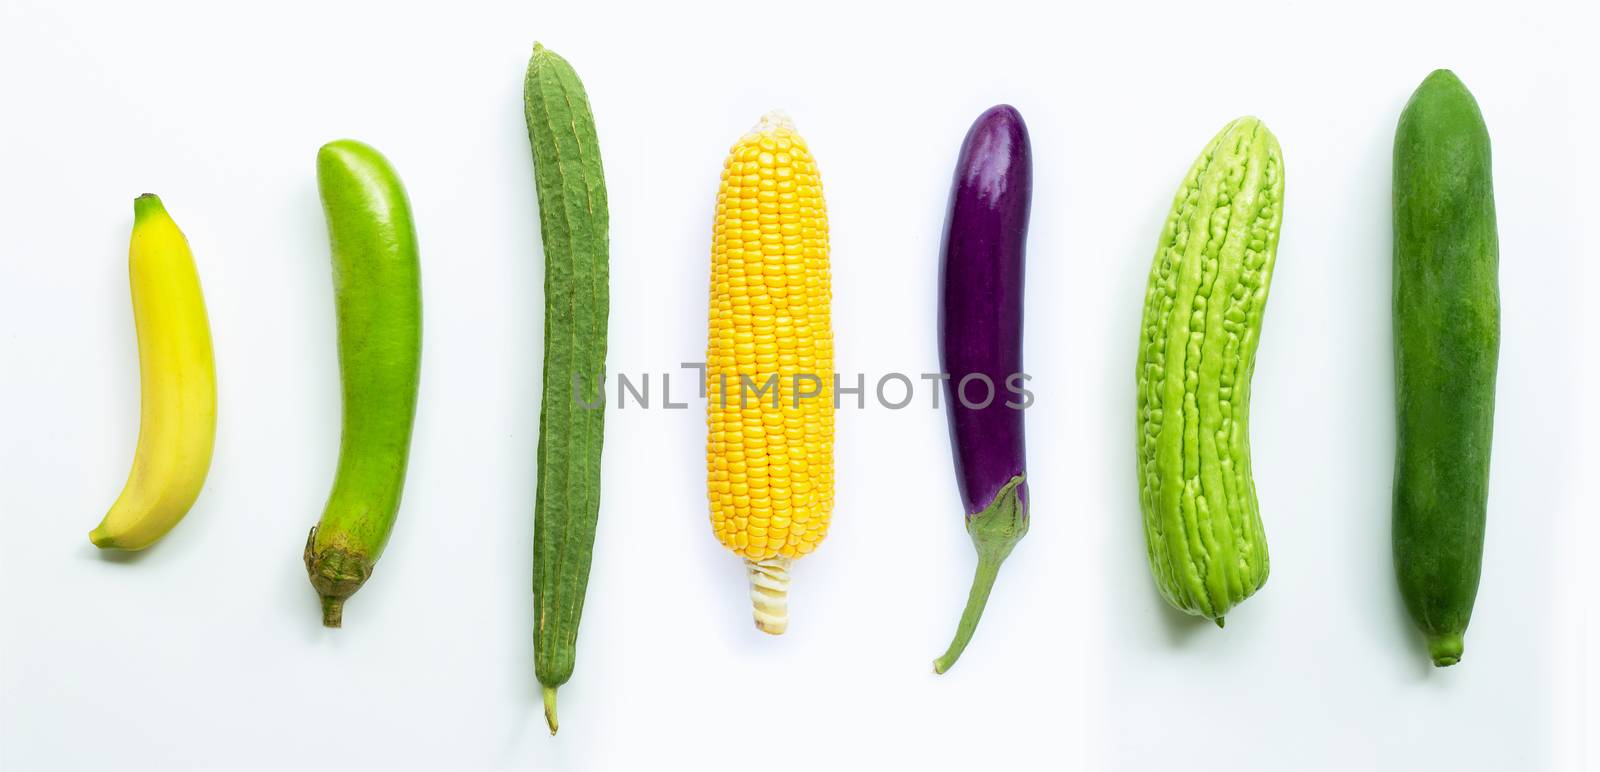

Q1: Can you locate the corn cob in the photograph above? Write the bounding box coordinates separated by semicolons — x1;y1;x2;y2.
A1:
706;111;833;635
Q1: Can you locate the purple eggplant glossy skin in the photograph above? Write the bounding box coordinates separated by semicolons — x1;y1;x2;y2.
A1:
933;105;1031;674
940;104;1031;515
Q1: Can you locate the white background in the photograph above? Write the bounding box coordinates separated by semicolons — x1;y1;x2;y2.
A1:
0;1;1592;770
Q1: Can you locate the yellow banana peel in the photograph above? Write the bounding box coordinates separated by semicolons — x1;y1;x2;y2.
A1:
89;194;216;550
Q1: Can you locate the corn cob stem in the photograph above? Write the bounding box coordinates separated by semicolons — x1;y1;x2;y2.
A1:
746;556;791;635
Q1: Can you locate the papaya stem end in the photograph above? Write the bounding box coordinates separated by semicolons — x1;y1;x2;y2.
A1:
1427;632;1464;667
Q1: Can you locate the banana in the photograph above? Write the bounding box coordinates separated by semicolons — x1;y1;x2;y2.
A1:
89;194;217;550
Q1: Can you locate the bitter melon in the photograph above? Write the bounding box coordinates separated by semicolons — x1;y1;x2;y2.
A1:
1135;117;1285;625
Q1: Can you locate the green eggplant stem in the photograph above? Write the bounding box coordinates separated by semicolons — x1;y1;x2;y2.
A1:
933;475;1026;674
542;685;559;735
303;528;372;629
934;552;1006;674
320;597;344;628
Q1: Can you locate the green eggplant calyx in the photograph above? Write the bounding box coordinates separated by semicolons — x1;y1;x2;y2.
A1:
302;527;373;628
933;475;1028;674
966;475;1029;551
1427;632;1465;667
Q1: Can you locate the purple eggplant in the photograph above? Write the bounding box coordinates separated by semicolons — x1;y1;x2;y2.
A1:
933;105;1031;673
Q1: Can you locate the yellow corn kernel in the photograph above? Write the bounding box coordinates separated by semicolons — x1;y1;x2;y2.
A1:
706;111;832;635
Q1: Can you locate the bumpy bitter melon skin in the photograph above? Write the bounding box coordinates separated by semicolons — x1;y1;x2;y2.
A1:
1135;117;1284;624
1392;69;1498;668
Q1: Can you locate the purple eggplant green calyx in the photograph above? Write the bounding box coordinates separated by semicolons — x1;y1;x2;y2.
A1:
933;104;1031;674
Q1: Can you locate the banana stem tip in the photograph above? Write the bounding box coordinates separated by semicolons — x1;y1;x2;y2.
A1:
132;193;165;220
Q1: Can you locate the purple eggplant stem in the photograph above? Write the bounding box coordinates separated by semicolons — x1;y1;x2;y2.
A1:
934;105;1032;674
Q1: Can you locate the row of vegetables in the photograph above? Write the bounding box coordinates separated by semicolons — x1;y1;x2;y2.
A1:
85;45;1500;732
